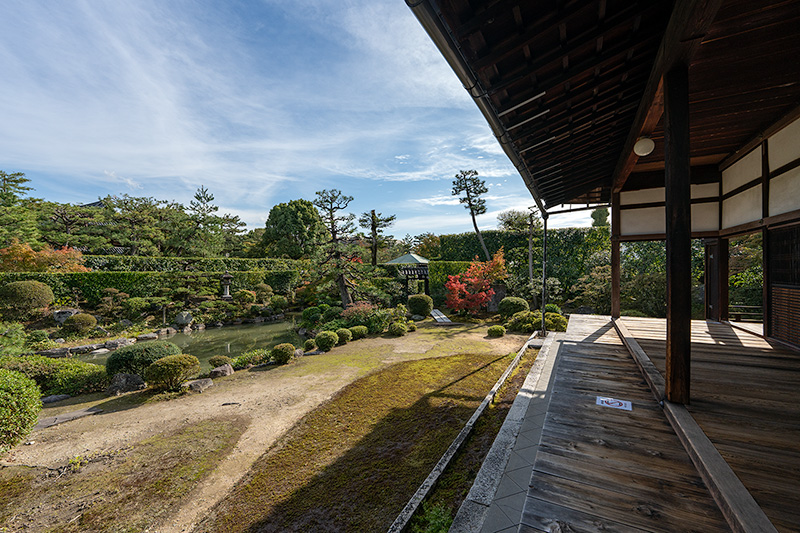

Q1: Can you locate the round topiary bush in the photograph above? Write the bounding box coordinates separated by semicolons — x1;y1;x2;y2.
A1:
303;339;316;352
407;294;434;317
270;295;288;311
62;313;97;335
348;325;368;340
271;343;296;364
388;322;407;336
498;297;529;319
209;355;232;368
0;281;54;318
335;328;352;345
144;354;200;390
545;312;568;332
0;368;42;455
406;321;417;332
487;325;506;337
233;290;256;306
322;306;344;323
106;340;182;377
544;303;562;315
315;331;338;352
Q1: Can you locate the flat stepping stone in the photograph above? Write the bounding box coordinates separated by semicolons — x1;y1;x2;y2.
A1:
430;309;452;323
34;407;103;430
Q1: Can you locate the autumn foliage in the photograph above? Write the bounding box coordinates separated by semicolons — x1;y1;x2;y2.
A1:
0;241;90;272
445;248;507;315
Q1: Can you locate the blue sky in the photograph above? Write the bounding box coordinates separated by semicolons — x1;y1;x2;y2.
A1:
1;0;591;238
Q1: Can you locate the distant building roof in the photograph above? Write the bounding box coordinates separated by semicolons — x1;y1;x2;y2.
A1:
385;253;429;264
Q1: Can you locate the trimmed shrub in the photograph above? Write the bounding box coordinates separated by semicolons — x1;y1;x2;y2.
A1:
209;355;232;368
63;313;97;335
545;312;568;332
0;355;108;396
505;311;542;334
145;354;200;390
488;325;506;337
498;296;529;319
0;280;54;318
544;303;562;315
335;328;352;345
270;295;288;311
231;349;269;369
406;321;417;332
24;329;50;348
301;306;322;326
254;283;273;304
0;322;27;356
348;325;368;340
270;343;295;364
322;306;344;323
407;294;434;317
303;339;316;352
315;331;338;352
388;322;407;336
106;340;182;377
0;369;42;454
233;290;257;306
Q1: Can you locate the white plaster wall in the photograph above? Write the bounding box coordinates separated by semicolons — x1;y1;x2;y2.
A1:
770;165;800;217
692;203;719;232
691;183;718;199
722;185;762;228
722;148;760;194
621;207;665;235
620;187;664;205
769;116;800;170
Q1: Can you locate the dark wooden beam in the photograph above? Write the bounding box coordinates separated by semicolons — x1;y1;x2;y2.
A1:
612;0;723;193
612;191;621;318
664;63;692;405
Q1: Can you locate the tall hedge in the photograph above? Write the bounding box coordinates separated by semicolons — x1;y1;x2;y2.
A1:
82;255;304;272
427;261;471;305
0;369;42;454
0;270;300;305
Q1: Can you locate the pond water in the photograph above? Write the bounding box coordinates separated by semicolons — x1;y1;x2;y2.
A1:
78;321;301;370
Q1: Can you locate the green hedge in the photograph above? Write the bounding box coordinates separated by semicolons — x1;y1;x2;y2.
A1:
428;261;471;305
0;369;42;454
0;355;109;396
82;255;303;272
0;270;301;305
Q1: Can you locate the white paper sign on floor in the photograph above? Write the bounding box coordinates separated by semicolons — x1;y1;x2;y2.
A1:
596;396;632;411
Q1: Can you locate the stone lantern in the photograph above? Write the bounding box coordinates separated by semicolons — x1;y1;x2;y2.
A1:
221;271;233;300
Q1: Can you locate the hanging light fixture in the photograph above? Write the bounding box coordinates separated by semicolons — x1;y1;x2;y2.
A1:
633;136;655;157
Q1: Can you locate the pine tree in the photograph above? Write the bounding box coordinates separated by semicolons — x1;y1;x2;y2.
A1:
452;169;490;260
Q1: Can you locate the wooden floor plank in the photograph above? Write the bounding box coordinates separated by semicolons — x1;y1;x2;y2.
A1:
620;317;800;533
520;315;729;532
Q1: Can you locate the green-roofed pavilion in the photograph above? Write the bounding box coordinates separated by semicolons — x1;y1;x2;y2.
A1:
385;253;429;265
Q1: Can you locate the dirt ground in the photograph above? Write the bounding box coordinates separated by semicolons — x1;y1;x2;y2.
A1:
1;322;528;533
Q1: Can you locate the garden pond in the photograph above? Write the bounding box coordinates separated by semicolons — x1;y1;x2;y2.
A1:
78;321;301;370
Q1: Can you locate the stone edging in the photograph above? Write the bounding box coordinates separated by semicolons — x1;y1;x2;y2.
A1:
386;331;543;533
448;332;557;532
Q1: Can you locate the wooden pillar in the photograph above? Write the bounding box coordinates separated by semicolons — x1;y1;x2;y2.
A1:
704;238;721;321
719;237;729;321
664;64;691;404
611;192;621;318
761;140;771;336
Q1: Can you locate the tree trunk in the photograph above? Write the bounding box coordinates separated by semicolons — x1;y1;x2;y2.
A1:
371;223;378;266
471;211;490;260
336;274;352;308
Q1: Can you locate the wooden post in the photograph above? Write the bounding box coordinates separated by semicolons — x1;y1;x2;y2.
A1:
664;64;691;404
704;238;720;321
541;213;548;336
720;238;729;321
611;192;621;318
761;141;771;336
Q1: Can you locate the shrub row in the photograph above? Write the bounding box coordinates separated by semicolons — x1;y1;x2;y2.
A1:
82;255;305;272
0;369;42;454
0;270;300;305
0;355;109;396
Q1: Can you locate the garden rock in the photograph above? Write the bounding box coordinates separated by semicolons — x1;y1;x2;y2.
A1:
105;337;135;349
106;373;146;396
137;333;158;341
39;347;70;358
411;314;425;321
90;348;110;355
174;311;194;326
185;378;214;393
93;326;111;336
156;327;177;336
192;323;206;330
70;344;103;354
212;322;224;328
209;364;234;378
53;308;80;324
294;349;304;358
180;326;193;334
53;338;65;344
41;394;71;404
118;319;134;328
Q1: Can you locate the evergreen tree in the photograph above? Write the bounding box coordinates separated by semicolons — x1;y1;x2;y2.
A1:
452;169;490;260
313;189;360;307
0;171;41;247
358;209;396;266
591;207;610;227
261;199;326;259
